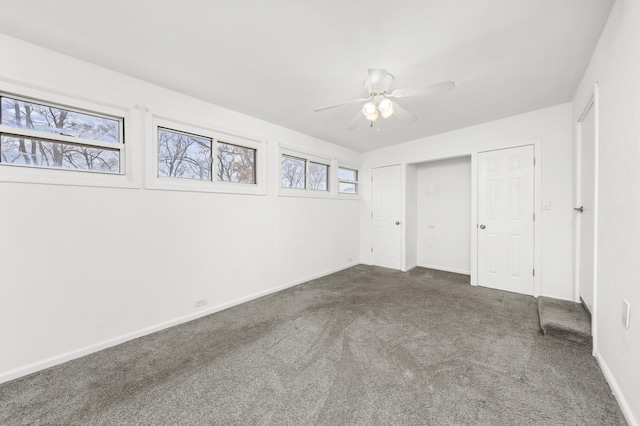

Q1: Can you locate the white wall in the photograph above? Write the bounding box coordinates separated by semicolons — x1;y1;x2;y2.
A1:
404;164;418;269
0;34;360;382
360;103;573;300
416;157;471;274
572;0;640;423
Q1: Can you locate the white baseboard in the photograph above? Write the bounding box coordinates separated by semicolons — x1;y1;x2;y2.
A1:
0;262;359;385
595;350;638;426
404;263;418;272
417;263;471;276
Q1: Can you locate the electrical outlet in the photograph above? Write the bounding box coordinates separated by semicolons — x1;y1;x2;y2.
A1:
194;298;208;308
622;300;630;328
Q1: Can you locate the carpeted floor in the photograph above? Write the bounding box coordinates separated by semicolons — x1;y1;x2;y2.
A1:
0;266;626;425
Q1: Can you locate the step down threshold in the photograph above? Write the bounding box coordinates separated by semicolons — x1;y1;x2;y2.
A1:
538;296;592;346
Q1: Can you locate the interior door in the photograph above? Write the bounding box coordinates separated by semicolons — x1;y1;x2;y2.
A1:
478;145;535;295
372;165;402;270
577;101;596;314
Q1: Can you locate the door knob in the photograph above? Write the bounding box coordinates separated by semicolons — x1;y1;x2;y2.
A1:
574;206;584;213
479;224;486;229
395;221;401;225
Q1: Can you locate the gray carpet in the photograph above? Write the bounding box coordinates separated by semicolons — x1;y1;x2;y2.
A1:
0;266;626;425
538;296;592;346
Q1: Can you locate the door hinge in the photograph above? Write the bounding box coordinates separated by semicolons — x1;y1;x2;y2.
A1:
533;269;535;277
371;176;373;182
371;212;373;218
533;157;536;165
533;213;535;221
371;247;373;253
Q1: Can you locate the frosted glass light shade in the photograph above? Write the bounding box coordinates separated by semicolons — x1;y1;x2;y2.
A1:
378;98;394;119
362;101;379;121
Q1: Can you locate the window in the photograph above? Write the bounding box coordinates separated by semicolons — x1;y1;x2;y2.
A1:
148;116;265;195
0;95;124;174
217;142;256;184
158;127;212;180
309;162;329;191
338;166;358;194
280;148;332;197
281;154;306;189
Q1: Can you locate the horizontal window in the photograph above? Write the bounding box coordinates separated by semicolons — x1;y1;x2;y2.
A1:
158;127;212;180
148;115;266;195
279;148;333;198
1;135;119;173
1;97;121;142
157;127;260;186
309;161;328;191
338;166;358;194
217;142;256;184
338;167;357;182
338;182;357;194
0;94;124;175
281;154;306;189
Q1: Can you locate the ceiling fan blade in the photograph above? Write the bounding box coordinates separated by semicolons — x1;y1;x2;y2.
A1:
390;80;455;99
391;101;417;123
368;68;388;92
314;95;372;112
346;111;363;130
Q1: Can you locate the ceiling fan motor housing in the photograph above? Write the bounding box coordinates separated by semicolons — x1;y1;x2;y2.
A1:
364;69;394;94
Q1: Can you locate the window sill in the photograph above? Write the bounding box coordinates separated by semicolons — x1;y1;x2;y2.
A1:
278;187;335;199
337;192;360;200
0;164;140;190
145;177;266;196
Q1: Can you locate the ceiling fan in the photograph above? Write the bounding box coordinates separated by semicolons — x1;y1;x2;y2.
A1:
314;68;455;130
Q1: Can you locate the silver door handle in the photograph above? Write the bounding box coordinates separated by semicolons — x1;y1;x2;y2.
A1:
574;206;584;213
479;224;486;229
395;221;401;225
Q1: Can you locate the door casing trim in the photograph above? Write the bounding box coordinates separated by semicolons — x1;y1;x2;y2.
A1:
574;82;599;356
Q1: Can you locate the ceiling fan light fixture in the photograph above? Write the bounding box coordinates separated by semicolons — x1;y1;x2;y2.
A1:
364;109;379;122
313;68;455;130
362;101;379;121
378;98;394;119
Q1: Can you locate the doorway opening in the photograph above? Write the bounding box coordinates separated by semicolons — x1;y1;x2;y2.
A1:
398;142;541;296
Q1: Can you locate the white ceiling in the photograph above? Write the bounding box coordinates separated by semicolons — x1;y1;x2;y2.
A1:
0;0;614;152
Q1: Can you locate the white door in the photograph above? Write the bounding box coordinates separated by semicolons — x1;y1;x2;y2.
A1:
372;165;402;269
478;146;535;295
577;101;596;314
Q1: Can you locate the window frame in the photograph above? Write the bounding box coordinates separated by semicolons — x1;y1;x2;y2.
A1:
0;80;137;189
308;161;330;192
279;145;334;198
146;113;266;195
336;162;360;199
281;153;307;190
157;126;213;181
216;140;258;185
